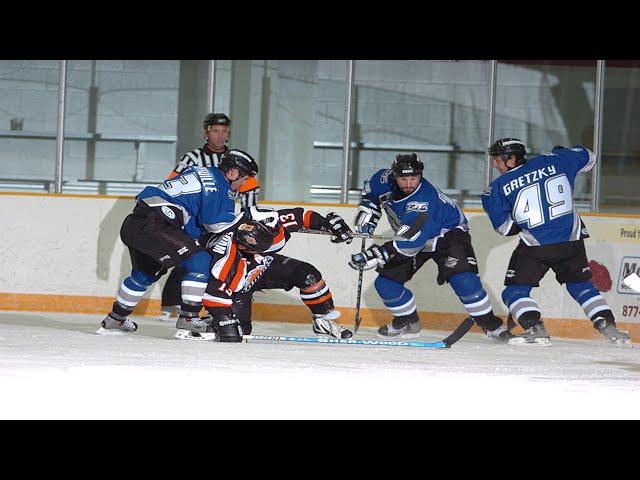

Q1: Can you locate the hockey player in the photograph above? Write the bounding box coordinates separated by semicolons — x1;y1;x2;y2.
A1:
349;154;511;341
159;113;260;321
481;138;631;346
97;149;259;336
191;206;354;342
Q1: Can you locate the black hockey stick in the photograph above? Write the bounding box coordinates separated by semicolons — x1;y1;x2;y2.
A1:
353;236;366;334
441;317;475;347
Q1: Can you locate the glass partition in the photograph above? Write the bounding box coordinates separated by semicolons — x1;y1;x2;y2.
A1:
61;60;180;193
1;59;638;214
227;60;345;203
494;60;598;210
351;60;490;207
600;61;640;213
0;60;59;191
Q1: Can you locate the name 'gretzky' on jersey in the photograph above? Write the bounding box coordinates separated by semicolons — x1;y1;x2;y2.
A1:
364;168;467;254
481;145;596;246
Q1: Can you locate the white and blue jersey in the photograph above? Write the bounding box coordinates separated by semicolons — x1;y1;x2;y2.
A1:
481;145;595;246
363;169;468;255
137;166;242;240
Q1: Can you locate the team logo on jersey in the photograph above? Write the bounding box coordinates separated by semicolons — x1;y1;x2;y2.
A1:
406;201;428;213
444;256;459;268
242;256;274;292
161;206;176;220
380;169;392;184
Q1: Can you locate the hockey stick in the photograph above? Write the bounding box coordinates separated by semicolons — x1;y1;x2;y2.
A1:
353;236;366;334
297;229;395;241
623;272;640;293
243;317;474;349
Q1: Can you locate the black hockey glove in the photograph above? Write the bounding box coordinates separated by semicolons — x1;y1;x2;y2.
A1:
348;244;390;271
323;212;353;244
354;199;382;235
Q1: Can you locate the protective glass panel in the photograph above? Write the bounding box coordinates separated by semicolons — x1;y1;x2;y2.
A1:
350;60;491;207
0;60;59;192
62;60;180;194
600;61;640;213
494;60;597;211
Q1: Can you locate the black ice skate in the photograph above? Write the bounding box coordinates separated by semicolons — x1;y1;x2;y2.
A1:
96;314;138;335
593;317;632;347
507;321;551;346
212;314;243;343
312;310;353;339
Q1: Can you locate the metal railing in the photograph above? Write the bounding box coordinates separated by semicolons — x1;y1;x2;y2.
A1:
0;130;177;183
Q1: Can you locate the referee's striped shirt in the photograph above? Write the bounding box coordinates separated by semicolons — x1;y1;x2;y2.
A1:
168;144;229;178
168;144;260;209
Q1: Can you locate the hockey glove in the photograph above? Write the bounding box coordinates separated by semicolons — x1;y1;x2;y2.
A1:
323;212;353;244
348;244;390;271
354;199;382;235
248;205;279;228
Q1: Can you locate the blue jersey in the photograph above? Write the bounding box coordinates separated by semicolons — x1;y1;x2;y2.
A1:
137;166;241;240
481;145;595;246
363;169;468;255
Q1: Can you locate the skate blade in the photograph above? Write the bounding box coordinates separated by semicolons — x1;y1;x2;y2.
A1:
96;327;132;336
611;338;633;348
507;336;552;346
376;332;421;340
174;329;217;341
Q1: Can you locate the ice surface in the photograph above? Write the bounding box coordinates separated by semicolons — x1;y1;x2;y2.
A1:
0;311;639;419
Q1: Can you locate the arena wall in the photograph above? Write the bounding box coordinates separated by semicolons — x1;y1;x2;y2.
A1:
1;192;639;340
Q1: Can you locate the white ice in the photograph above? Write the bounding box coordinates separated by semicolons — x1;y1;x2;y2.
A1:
1;311;639;420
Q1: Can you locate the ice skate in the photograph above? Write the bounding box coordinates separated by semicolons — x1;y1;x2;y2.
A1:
312;310;353;339
507;322;551;346
377;315;421;339
158;306;179;322
484;325;513;343
174;315;216;340
96;314;138;335
594;317;632;347
211;314;243;343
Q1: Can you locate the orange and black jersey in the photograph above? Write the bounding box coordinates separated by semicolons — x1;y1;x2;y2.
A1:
206;207;329;294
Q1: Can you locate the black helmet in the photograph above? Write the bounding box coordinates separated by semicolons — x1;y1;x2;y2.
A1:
488;138;526;160
219;149;258;177
203;113;231;129
234;219;277;253
392;153;424;177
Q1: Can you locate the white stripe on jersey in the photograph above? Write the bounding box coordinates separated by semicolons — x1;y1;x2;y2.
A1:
579;148;597;173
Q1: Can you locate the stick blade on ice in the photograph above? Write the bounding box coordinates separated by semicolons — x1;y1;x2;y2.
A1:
623;273;640;293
